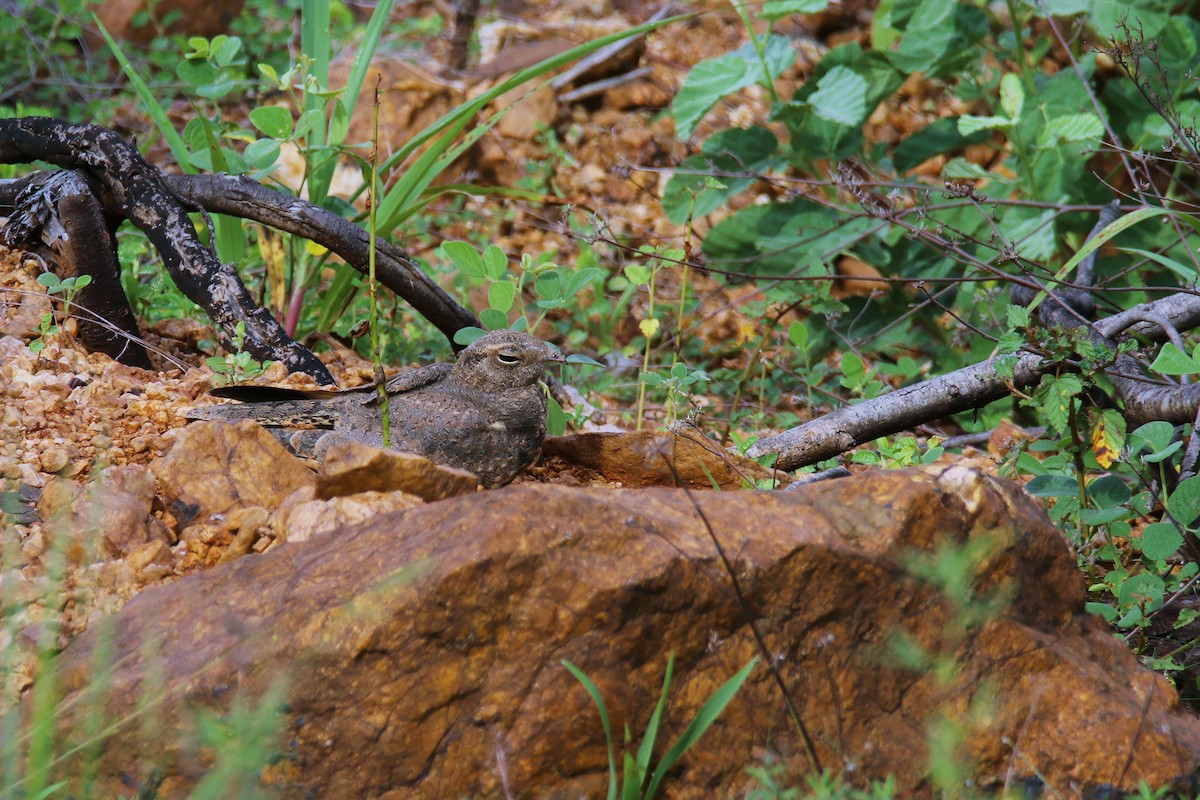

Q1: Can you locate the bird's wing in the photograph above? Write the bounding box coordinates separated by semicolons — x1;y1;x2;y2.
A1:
365;362;455;404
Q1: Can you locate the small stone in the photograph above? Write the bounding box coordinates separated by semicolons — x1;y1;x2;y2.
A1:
20;528;46;561
127;540;172;577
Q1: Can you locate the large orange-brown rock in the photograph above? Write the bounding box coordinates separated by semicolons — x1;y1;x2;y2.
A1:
47;467;1200;797
152;420;315;526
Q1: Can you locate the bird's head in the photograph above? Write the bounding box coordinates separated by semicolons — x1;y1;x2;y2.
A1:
452;330;566;392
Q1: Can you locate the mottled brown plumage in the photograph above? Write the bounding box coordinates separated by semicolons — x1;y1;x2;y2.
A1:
186;330;566;487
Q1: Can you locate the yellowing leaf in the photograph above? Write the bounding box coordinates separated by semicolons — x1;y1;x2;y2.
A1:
640;318;660;338
1091;408;1125;468
305;240;329;257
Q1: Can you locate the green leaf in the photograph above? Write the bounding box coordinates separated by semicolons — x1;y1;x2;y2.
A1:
641;372;663;387
1139;522;1183;561
1037;113;1104;146
624;264;652;286
546;393;567;436
1120;247;1199;283
1117;572;1164;611
1150;343;1199;376
453;326;487;346
808;66;868;125
1088;474;1130;508
441;241;484;278
212;35;243;66
940;157;992;179
249;106;293;139
244;138;281;170
762;0;829;19
1086;601;1119;622
642;658;756;800
482;245;508;281
1129;421;1176;459
673;54;748;140
175;58;216;88
534;271;562;300
1025;474;1078;497
634;653;675;794
840;351;864;382
957;114;1010;136
788;320;809;351
999;72;1024;119
1167;476;1200;525
672;37;794;139
479;308;509;330
488;281;517;313
566;354;603;366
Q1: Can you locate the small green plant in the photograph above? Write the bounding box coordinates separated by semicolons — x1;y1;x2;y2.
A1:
29;272;93;354
641;362;710;430
562;652;756;800
745;758;897;800
206;321;272;385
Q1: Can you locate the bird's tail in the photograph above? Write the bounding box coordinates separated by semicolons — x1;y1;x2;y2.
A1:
185;398;338;428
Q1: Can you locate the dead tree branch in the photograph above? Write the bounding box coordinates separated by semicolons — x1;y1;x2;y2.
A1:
0;116;334;383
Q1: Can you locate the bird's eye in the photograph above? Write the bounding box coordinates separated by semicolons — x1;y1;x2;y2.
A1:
497;351;521;364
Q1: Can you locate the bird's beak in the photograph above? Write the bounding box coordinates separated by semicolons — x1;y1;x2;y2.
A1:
545;345;567;364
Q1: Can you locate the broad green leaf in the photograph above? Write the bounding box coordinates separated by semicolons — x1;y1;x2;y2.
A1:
941;157;992;179
624;264;652;285
249;106;293;139
534;271;562;300
673;37;795;139
546;394;567;436
1139;521;1183;561
1037;113;1104;146
1129;420;1177;459
1086;601;1119;622
244;138;281;170
672;54;748;140
488;281;517;312
1117;572;1164;611
453;326;487;346
1087;474;1130;507
479;308;509;330
999;72;1024;119
809;66;868;125
1149;343;1199;376
482;245;508;280
1024;474;1077;498
1167;476;1200;524
958;114;1010;136
441;241;484;277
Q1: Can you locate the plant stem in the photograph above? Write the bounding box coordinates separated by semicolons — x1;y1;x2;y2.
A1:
369;77;390;447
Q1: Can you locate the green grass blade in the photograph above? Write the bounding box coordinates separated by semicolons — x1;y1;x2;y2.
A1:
635;652;674;785
622;751;643;800
1026;206;1171;314
642;658;757;800
563;660;619;800
341;0;395;119
372;12;689;234
93;16;193;172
